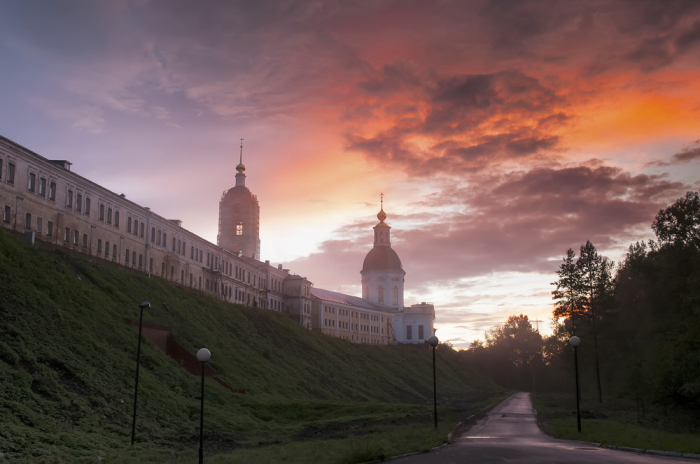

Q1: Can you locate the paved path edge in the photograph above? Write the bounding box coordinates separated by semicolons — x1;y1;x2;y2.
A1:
359;394;511;464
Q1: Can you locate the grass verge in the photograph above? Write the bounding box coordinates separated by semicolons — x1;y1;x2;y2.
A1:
532;393;700;454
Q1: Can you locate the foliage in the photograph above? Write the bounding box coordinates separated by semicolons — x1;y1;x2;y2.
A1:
0;228;495;462
652;190;700;248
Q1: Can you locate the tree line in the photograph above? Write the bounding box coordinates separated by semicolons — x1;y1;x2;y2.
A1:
463;191;700;414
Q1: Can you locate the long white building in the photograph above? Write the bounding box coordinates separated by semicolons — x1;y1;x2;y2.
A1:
0;134;434;344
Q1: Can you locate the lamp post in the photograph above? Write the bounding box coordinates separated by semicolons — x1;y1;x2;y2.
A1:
131;301;150;446
427;335;439;428
196;348;211;464
569;336;582;433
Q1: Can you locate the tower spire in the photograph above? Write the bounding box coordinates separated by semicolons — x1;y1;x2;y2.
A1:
236;138;245;173
377;193;386;222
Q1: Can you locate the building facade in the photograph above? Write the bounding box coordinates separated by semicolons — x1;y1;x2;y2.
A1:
0;134;433;344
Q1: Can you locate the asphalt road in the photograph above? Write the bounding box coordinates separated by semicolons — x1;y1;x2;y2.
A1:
391;392;695;463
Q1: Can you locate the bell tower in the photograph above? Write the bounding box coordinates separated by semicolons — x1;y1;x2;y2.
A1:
217;139;261;260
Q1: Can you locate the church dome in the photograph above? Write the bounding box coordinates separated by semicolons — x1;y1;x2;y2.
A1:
377;208;386;222
222;185;255;201
362;246;403;271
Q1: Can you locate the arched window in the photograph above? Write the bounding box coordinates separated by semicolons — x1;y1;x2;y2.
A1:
393;286;398;305
378;285;384;304
236;221;243;235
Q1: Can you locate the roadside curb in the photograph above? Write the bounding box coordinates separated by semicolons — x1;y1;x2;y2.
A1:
359;394;509;464
599;443;700;461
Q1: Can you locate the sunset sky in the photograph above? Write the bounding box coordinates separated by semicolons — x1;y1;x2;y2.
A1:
1;1;699;347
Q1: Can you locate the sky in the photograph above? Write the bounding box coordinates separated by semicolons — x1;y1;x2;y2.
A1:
1;0;699;348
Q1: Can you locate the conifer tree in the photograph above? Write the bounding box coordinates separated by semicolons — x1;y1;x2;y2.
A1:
577;240;612;404
551;248;584;333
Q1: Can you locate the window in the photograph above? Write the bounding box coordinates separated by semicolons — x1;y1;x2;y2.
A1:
151;227;155;242
28;173;36;192
25;213;31;229
99;204;104;220
7;163;15;184
418;325;424;340
182;241;186;256
163;233;167;247
236;221;243;235
49;182;56;201
157;230;161;245
125;249;130;262
140;223;144;238
127;217;132;232
97;239;102;253
172;237;176;251
85;198;90;215
199;250;202;262
139;254;143;267
83;234;88;247
0;159;2;179
190;247;194;259
112;244;117;257
150;258;153;270
406;325;413;340
106;242;110;257
180;270;184;282
37;217;42;233
378;285;384;304
177;239;181;253
47;221;53;236
73;230;79;245
133;220;138;235
107;207;112;224
3;206;10;223
67;190;73;208
393;286;398;305
76;194;82;212
132;251;136;265
114;211;119;227
170;266;174;279
39;178;46;197
64;227;69;241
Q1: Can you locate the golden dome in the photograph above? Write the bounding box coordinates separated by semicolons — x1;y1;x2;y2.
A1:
236;162;245;173
377;208;386;222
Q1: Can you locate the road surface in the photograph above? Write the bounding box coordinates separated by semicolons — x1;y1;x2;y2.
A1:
392;392;695;463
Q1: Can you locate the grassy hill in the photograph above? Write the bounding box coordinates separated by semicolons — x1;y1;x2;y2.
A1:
0;229;495;463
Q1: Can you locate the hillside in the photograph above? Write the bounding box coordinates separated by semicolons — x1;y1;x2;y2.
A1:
0;229;491;462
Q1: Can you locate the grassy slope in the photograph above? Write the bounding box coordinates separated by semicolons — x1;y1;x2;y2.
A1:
532;393;700;454
0;229;495;463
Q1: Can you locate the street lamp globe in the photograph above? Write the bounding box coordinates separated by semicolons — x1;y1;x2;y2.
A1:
569;336;581;347
427;335;439;347
139;301;151;309
196;348;211;363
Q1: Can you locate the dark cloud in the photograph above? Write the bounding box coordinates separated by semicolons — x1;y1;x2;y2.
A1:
647;141;700;166
347;69;567;174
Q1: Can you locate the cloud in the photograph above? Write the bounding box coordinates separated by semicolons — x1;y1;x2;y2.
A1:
647;140;700;166
346;68;568;174
290;162;687;291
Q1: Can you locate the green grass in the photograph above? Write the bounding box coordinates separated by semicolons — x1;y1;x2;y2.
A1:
0;229;500;462
532;393;700;454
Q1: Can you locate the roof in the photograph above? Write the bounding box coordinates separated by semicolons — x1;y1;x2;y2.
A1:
221;185;258;203
362;246;404;272
311;288;382;311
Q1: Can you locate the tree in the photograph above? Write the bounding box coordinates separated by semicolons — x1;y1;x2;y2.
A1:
577;240;613;404
485;314;544;389
551;248;584;333
652;191;700;248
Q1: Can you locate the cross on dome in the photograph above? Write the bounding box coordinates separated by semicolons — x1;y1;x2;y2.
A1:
377;193;387;222
236;138;246;173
